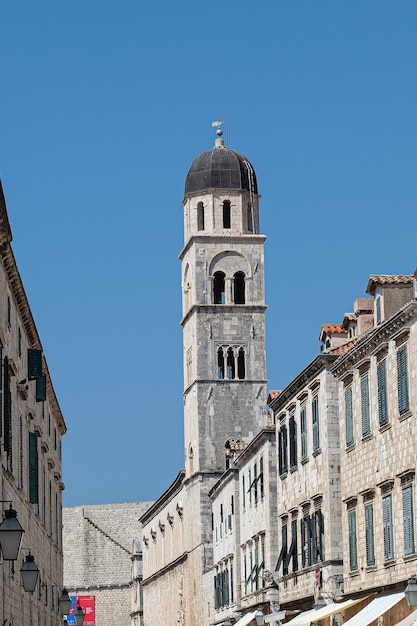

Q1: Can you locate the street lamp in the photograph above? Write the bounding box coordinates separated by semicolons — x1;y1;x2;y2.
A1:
0;504;24;561
20;553;40;593
405;578;417;607
255;609;265;625
314;595;327;610
59;588;72;616
75;601;85;626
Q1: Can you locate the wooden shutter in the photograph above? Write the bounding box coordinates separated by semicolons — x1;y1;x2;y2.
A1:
312;396;320;450
28;348;42;380
36;374;46;402
397;345;410;415
377;360;388;426
365;503;375;566
361;375;370;436
29;432;39;504
300;405;307;458
383;495;394;561
345;387;354;446
403;486;415;556
348;510;358;571
289;416;297;467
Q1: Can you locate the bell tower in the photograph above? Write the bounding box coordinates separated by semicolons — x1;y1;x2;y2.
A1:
180;126;267;478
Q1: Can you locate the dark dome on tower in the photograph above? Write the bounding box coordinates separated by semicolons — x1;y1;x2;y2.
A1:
185;138;258;195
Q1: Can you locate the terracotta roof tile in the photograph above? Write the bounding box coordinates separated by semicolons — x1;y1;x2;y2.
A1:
366;274;413;295
321;323;348;334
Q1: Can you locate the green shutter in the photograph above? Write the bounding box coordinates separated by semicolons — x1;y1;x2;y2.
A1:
403;486;415;556
36;374;46;402
345;387;354;446
365;503;375;566
312;396;320;450
300;405;307;458
348;510;358;571
28;349;42;380
383;495;394;561
397;345;410;415
377;360;388;426
361;375;370;436
28;432;39;504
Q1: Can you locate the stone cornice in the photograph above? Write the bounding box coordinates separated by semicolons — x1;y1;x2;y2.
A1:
331;301;417;377
139;469;186;524
0;184;66;434
142;552;188;586
181;303;267;326
268;354;338;411
178;233;266;260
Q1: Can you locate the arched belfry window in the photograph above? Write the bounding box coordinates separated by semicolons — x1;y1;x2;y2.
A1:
218;347;225;379
197;202;205;231
217;345;246;380
223;200;231;229
247;203;254;232
234;272;245;304
227;348;235;380
213;272;226;304
238;348;245;379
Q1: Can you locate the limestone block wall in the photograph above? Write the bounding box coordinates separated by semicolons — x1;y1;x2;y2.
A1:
63;502;152;626
334;305;417;596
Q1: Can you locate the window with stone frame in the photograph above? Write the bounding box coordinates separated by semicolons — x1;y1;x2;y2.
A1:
278;422;288;476
197;201;205;231
382;493;394;561
364;501;375;566
223;200;231;229
397;343;410;416
345;385;354;447
289;414;297;468
361;373;371;437
300;404;307;459
403;484;415;556
312;395;320;451
377;358;388;427
348;508;358;571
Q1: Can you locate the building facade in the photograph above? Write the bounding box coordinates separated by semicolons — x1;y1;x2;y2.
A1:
63;501;153;626
0;180;66;626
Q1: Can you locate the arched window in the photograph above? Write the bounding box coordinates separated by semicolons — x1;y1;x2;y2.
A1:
197;202;205;231
227;347;235;380
223;200;231;229
238;348;245;379
213;272;226;304
217;347;225;379
247;203;254;232
234;272;245;304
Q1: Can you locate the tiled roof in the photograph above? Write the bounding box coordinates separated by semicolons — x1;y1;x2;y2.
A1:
366;274;413;294
321;323;347;334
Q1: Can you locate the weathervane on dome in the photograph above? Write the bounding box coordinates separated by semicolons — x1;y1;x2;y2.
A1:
211;115;223;137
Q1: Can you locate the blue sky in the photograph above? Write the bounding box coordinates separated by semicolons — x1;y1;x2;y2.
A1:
1;2;416;506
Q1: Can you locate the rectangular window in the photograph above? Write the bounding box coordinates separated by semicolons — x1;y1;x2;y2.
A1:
348;509;358;571
289;415;297;468
275;524;288;575
397;345;410;416
253;462;258;503
312;396;320;451
301;515;311;567
29;432;39;504
278;424;288;475
345;387;354;447
377;360;388;426
383;494;394;561
248;469;252;505
361;374;371;437
259;457;264;499
28;348;42;380
242;475;246;509
403;485;415;556
376;296;382;325
365;503;375;566
300;405;307;459
291;518;298;572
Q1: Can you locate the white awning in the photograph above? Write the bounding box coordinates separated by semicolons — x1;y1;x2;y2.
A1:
343;592;405;626
395;608;417;626
233;610;258;626
284;597;367;626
